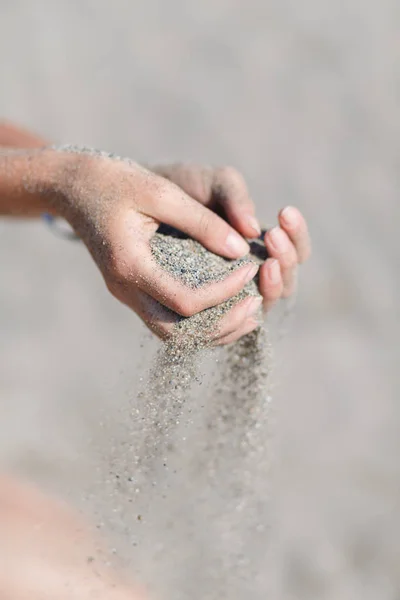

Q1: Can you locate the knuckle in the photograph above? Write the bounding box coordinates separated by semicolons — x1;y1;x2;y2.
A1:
142;174;169;209
105;276;118;296
232;303;249;325
214;166;250;208
228;313;243;331
104;247;132;286
216;165;243;184
105;277;127;304
172;296;197;318
197;210;214;240
106;257;124;282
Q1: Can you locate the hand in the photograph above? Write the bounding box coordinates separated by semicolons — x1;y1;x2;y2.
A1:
46;150;259;338
48;151;310;345
1;122;310;344
152;164;311;344
0;475;144;600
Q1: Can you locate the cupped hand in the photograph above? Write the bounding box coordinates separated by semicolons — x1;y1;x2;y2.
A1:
53;152;310;345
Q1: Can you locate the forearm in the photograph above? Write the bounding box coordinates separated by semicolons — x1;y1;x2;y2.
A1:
0;121;54;217
0;149;50;216
0;148;74;218
0;121;48;149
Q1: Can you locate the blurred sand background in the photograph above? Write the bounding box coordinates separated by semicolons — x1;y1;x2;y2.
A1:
0;1;399;598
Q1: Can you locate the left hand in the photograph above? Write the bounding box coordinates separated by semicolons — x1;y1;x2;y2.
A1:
153;163;311;344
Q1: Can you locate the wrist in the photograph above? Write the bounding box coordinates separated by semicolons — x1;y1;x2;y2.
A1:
30;148;83;219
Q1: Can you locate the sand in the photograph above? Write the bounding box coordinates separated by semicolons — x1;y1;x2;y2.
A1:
97;227;275;599
136;225;270;470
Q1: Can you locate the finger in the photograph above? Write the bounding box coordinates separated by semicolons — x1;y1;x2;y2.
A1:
279;206;311;263
104;254;177;339
213;295;263;339
258;259;284;312
139;258;259;318
211;167;261;239
264;227;298;297
117;288;179;340
155;164;261;239
108;214;259;317
145;174;250;259
214;316;260;346
151;163;208;204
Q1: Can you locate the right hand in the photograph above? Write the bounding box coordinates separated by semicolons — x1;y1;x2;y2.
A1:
49;150;260;342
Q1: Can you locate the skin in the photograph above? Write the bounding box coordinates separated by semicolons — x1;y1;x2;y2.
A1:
0;474;144;600
0;121;311;345
0;121;311;599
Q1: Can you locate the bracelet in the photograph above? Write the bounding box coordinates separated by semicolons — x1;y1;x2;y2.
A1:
42;213;80;241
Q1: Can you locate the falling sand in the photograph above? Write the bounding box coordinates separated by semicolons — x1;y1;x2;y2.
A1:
102;226;275;600
48;147;275;597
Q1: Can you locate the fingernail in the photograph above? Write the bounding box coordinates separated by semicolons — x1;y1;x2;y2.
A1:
268;227;286;252
243;262;259;283
246;295;263;317
280;206;297;227
225;231;250;257
268;259;281;284
246;215;261;236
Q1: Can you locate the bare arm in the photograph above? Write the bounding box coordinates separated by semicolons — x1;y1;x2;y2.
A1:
0;121;60;217
0;120;310;341
0;120;47;149
0;145;70;217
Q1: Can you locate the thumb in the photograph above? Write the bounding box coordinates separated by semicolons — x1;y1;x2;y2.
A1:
146;177;250;259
